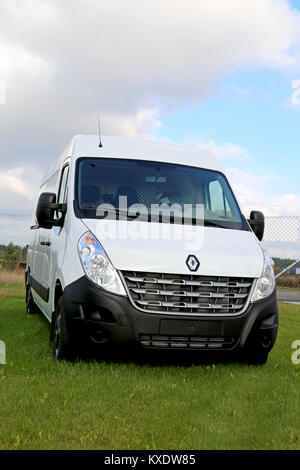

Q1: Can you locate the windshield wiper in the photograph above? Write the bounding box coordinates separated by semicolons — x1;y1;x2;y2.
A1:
204;220;230;229
84;207;232;228
96;207;149;221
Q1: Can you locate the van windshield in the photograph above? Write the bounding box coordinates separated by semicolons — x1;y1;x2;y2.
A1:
75;158;245;230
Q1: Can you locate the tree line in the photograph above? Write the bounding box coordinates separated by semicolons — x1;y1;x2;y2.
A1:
272;257;300;269
0;243;27;271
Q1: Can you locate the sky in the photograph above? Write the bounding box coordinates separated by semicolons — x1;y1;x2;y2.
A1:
0;0;300;245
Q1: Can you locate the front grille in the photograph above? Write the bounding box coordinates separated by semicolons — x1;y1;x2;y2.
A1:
122;271;254;315
140;335;236;350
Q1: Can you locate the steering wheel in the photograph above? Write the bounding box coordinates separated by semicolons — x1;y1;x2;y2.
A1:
156;192;181;206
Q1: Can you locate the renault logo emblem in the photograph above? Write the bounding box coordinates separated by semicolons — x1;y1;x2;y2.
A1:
186;255;200;272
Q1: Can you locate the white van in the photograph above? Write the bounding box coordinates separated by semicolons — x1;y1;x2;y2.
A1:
26;135;278;363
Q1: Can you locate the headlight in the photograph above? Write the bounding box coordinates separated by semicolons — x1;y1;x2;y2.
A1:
78;232;126;296
251;255;275;302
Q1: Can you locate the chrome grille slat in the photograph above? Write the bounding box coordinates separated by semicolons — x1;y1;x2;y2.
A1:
125;276;251;288
131;288;248;299
136;300;243;310
122;271;254;316
140;335;236;350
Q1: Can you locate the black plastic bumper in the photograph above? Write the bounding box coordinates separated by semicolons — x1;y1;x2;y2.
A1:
63;276;278;353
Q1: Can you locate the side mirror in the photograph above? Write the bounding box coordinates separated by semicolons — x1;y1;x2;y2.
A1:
248;210;264;241
36;192;66;229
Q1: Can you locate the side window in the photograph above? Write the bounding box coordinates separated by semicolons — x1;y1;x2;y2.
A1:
208;180;230;217
57;165;69;204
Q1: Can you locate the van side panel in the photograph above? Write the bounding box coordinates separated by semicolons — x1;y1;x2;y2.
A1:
30;170;60;319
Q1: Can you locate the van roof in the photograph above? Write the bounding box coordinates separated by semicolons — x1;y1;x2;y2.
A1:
42;135;223;186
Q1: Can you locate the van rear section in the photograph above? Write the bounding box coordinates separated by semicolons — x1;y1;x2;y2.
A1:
26;135;278;364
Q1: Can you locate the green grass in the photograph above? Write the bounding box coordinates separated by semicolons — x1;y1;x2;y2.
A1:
0;282;299;450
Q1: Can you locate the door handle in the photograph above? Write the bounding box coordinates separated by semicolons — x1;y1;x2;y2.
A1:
40;241;51;246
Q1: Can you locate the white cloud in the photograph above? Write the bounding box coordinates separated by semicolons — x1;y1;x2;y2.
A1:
0;0;300;169
0;43;49;82
103;108;162;140
0;167;40;215
0;166;41;244
264;193;300;216
1;0;300;241
291;79;300;105
195;141;250;161
0;79;5;104
186;153;298;217
225;168;300;217
0;167;36;200
226;167;283;186
0;217;31;246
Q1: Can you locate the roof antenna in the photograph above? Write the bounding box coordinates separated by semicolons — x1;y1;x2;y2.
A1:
98;114;103;148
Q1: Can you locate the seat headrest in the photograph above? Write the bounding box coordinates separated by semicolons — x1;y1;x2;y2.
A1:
81;185;101;207
116;185;138;207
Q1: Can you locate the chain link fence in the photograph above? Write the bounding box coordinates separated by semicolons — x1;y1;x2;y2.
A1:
263;216;300;296
0;212;30;273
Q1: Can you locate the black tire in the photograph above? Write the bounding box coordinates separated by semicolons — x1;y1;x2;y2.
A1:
51;297;73;361
26;285;39;314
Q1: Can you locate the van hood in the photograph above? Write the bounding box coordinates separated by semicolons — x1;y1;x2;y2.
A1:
82;219;264;278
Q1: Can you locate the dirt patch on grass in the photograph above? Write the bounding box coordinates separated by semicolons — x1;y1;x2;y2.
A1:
0;270;25;285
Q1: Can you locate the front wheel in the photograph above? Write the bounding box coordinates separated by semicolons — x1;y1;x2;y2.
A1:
50;297;73;361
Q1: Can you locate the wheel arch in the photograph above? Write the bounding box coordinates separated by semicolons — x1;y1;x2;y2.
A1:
54;279;63;313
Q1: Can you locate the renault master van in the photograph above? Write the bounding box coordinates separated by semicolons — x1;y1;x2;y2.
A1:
26;136;278;363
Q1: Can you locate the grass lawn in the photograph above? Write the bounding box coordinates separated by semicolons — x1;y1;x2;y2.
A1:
0;280;299;450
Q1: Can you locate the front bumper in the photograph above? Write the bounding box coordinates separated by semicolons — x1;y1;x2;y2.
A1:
63;276;278;353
